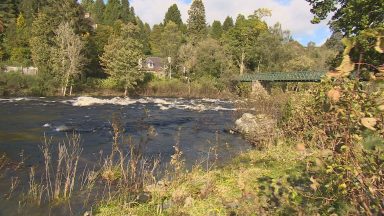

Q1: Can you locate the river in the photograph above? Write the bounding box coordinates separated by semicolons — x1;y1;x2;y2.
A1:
0;96;250;215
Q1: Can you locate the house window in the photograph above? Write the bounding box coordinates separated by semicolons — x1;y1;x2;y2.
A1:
148;62;154;69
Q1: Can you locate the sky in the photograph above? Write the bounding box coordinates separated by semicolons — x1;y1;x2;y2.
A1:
129;0;332;46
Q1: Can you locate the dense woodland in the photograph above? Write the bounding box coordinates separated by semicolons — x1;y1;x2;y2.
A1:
0;0;341;96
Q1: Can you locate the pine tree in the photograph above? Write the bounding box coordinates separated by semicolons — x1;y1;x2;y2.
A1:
0;0;18;27
18;0;40;25
222;16;234;31
210;20;223;39
4;12;32;66
187;0;207;44
81;0;94;13
121;0;135;23
92;0;105;24
103;0;121;25
164;4;182;26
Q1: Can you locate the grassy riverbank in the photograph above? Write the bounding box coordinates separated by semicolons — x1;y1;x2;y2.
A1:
0;72;236;99
95;141;309;215
94;78;384;216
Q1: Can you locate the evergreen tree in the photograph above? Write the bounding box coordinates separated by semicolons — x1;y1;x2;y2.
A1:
103;0;121;25
4;13;31;66
187;0;207;44
81;0;94;13
222;16;234;31
150;24;164;56
0;0;18;27
92;0;105;24
210;20;223;39
18;0;40;25
121;0;135;23
136;18;151;55
164;4;183;26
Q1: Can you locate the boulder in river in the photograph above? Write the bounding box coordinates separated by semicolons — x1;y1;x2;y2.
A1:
235;113;276;145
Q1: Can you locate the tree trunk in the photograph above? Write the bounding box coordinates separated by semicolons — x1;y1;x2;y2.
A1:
356;53;363;79
240;51;245;75
124;86;128;97
69;85;73;96
63;75;69;97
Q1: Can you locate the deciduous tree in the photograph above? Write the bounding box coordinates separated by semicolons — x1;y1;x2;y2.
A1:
52;22;84;96
306;0;384;36
223;12;268;75
100;23;143;96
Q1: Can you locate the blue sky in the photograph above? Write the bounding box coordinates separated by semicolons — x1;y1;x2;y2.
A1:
128;0;332;46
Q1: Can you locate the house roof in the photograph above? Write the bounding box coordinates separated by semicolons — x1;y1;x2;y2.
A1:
142;57;166;71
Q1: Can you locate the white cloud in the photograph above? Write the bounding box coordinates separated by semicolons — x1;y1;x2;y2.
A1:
130;0;331;45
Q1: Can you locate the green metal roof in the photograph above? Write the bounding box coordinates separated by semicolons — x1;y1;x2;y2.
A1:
238;71;327;82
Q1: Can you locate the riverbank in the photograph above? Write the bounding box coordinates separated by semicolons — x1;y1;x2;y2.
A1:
94;79;384;215
0;72;236;100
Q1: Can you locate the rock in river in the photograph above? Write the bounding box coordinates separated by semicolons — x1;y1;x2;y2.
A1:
235;113;276;145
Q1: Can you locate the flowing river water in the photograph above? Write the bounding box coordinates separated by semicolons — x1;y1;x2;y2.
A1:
0;96;250;215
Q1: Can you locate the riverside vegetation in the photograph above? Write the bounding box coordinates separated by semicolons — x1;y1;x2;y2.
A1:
0;0;339;98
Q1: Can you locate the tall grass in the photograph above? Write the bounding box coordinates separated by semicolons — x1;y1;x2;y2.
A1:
28;133;83;204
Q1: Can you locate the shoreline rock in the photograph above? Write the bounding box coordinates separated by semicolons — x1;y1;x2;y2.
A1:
234;113;277;145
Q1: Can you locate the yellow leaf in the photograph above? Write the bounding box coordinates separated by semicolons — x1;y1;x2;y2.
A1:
361;118;377;131
310;176;320;191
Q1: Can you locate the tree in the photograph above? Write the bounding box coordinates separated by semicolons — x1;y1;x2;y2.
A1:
121;0;135;23
149;24;164;56
222;16;234;32
210;20;223;39
30;0;88;77
100;23;144;96
164;4;183;27
194;38;232;79
306;0;384;36
103;0;121;25
92;0;105;23
0;0;18;27
4;13;31;66
159;21;183;77
136;18;151;55
0;19;4;33
52;22;84;96
81;0;94;13
223;12;268;75
187;0;207;44
18;0;40;25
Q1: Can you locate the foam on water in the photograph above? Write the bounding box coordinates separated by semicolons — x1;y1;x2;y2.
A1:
72;96;137;106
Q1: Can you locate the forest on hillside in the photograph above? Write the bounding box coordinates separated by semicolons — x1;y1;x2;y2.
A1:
0;0;341;97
